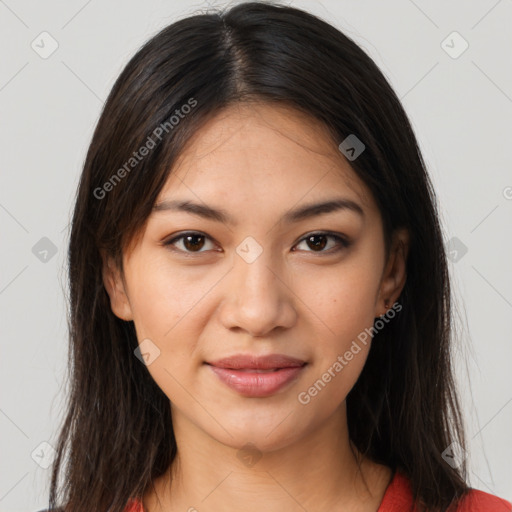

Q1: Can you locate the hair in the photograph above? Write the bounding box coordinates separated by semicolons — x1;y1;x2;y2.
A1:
48;1;470;511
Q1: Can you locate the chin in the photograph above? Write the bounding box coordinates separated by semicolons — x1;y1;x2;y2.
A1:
217;418;307;453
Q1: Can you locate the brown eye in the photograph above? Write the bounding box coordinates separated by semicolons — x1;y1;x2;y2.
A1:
183;234;205;251
164;232;216;253
294;232;350;254
305;234;328;251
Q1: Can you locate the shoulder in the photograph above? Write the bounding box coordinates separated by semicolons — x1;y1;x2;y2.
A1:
378;470;512;511
455;488;512;511
378;470;416;511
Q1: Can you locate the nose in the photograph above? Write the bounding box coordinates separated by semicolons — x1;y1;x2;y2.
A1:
218;250;297;337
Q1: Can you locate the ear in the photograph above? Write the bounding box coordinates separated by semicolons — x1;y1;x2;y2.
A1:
100;250;134;321
376;228;410;317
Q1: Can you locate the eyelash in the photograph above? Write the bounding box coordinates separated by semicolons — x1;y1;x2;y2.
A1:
162;231;350;256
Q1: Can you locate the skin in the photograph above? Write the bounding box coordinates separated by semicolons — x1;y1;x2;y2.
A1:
102;102;409;511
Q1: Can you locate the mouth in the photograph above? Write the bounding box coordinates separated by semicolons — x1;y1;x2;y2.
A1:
205;359;308;397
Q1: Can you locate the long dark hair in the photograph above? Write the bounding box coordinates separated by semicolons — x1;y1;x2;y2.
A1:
49;2;469;510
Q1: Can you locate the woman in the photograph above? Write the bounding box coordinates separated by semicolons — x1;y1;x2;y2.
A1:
45;1;511;511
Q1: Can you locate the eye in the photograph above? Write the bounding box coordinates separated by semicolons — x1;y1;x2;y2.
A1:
163;231;218;254
163;230;350;255
293;232;350;254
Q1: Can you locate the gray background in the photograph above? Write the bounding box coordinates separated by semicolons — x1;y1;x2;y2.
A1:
1;0;511;510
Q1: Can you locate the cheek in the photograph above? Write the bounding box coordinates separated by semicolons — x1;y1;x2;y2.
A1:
126;263;204;402
298;260;380;345
125;256;221;398
294;257;380;403
127;257;212;340
296;278;375;411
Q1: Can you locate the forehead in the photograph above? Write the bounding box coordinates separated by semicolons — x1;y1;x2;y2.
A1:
157;102;377;219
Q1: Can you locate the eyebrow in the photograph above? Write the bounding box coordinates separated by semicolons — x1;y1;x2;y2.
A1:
152;197;364;225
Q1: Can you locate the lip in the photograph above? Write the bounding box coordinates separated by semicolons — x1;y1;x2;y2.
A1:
205;353;307;397
207;353;306;370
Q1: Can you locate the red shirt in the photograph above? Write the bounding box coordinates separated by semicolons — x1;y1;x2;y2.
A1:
124;470;512;511
378;471;512;511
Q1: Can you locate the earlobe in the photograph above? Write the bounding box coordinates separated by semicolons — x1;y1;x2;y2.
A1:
100;251;134;321
377;228;410;317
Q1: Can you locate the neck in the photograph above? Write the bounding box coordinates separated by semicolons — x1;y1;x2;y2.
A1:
143;402;392;512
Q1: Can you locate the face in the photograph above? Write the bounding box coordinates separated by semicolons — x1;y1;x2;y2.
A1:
103;102;408;452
